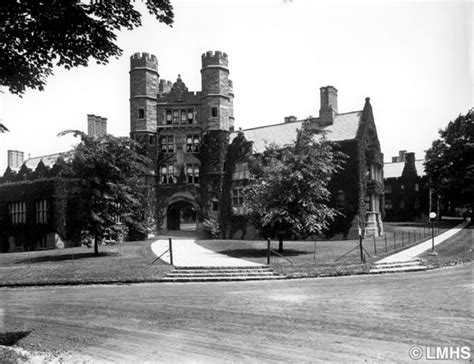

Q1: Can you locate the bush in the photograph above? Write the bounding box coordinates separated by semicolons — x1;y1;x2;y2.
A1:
203;218;220;239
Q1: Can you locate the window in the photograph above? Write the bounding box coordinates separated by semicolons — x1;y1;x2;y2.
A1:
166;110;172;125
161;136;174;153
385;199;393;210
173;110;179;124
187;109;194;124
36;200;48;224
186;164;200;184
385;184;392;194
211;107;218;117
233;162;250;180
160;164;176;184
138;108;145;119
232;187;245;206
180;110;187;124
149;135;155;145
335;190;345;207
212;201;219;211
186;135;200;153
9;202;26;224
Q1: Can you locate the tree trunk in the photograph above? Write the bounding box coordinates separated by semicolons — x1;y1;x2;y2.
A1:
94;236;99;256
278;237;283;253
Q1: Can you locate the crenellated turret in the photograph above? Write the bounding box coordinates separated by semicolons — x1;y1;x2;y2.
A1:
130;52;159;135
200;50;233;131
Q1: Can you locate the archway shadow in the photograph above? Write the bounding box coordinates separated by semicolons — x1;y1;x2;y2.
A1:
0;331;31;346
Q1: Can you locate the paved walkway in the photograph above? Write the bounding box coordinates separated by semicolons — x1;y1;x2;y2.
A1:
150;238;263;267
376;220;470;264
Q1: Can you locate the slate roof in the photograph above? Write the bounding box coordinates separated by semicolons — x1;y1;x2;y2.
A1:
16;151;74;172
384;159;426;179
231;111;362;153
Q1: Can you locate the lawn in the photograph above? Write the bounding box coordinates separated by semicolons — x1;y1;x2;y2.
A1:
0;239;171;286
420;223;472;267
196;221;461;278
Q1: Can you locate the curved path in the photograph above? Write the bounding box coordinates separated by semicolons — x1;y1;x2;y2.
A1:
151;238;262;267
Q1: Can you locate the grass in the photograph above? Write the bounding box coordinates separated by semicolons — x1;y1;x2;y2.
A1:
196;221;462;278
0;239;171;286
0;220;465;286
420;223;472;267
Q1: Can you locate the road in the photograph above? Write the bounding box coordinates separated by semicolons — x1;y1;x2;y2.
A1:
1;264;472;363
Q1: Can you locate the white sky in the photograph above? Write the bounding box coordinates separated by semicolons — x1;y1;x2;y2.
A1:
0;0;472;172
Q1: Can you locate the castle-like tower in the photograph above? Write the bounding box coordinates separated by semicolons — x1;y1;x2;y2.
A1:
129;50;233;232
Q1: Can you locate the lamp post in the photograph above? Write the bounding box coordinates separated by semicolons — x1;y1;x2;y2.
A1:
428;212;438;256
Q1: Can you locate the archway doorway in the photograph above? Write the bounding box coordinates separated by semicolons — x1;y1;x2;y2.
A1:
166;200;197;231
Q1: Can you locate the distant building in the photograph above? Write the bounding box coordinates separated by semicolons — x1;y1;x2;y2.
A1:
383;150;429;221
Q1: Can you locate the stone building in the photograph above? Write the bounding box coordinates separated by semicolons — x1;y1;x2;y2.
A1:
130;51;384;238
384;150;429;221
0;115;107;252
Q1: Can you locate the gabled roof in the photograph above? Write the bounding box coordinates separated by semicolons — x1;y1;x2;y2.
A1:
231;111;362;153
384;159;426;179
20;151;73;172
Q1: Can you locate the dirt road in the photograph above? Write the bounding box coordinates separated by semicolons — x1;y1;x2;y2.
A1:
1;264;472;362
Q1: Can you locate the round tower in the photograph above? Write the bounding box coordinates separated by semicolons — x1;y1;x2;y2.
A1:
200;51;233;131
130;52;159;143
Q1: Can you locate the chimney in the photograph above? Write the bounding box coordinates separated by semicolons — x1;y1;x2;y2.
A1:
284;116;297;123
319;86;338;125
7;150;24;169
87;114;107;138
391;156;398;163
402;152;418;178
398;150;407;162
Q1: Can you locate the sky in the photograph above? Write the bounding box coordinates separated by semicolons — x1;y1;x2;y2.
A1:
0;0;472;173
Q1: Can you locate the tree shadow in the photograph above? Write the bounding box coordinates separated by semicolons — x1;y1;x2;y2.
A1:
217;248;310;259
14;251;120;264
0;331;31;346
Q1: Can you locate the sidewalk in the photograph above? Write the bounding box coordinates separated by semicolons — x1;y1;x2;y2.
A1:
150;238;263;267
376;220;470;264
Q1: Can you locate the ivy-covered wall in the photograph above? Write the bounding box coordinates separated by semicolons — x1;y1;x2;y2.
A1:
0;177;82;252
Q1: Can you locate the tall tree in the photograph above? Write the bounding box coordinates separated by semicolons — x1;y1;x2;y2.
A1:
1;0;174;95
244;125;346;252
425;109;474;212
59;130;153;255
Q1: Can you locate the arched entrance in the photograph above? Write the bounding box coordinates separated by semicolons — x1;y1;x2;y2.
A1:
166;200;197;231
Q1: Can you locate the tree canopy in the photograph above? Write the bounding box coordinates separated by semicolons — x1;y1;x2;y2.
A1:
244;124;346;251
0;0;174;95
59;130;153;255
424;109;474;211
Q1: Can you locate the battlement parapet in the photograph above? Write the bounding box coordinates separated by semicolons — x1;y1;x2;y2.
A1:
157;90;202;104
202;50;228;68
130;52;158;70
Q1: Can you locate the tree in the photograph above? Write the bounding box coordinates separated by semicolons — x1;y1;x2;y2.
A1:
59;130;153;256
1;0;174;95
425;109;474;213
244;124;346;252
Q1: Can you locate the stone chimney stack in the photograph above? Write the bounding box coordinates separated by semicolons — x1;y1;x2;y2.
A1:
402;152;418;177
319;86;338;126
398;150;407;162
87;114;107;138
7;150;24;169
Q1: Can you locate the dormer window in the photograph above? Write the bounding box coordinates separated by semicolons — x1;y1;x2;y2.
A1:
138;108;145;119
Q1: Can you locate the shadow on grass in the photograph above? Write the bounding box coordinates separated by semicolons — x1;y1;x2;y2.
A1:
0;331;31;346
217;248;311;259
14;251;120;264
